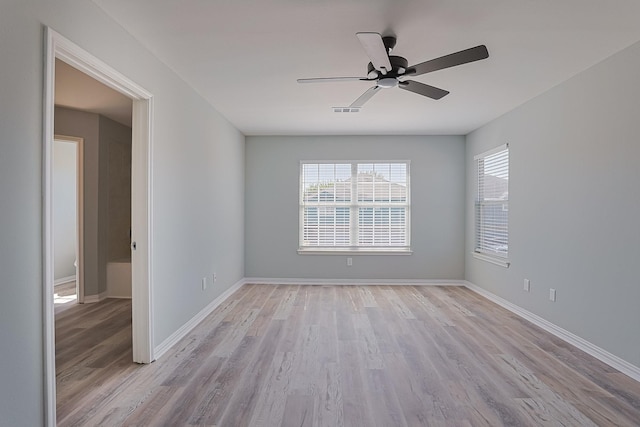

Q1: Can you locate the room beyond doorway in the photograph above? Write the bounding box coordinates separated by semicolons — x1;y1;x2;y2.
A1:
44;27;154;426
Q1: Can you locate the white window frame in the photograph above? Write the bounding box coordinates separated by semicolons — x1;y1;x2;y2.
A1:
298;160;411;255
474;144;510;268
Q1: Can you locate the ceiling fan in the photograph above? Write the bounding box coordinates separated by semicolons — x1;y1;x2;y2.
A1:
297;32;489;110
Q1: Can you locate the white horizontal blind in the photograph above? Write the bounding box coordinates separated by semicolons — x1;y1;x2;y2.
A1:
301;163;351;247
300;161;410;250
475;145;509;258
357;163;408;247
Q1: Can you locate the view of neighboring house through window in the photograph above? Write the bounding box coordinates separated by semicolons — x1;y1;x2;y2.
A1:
475;144;509;260
299;161;410;252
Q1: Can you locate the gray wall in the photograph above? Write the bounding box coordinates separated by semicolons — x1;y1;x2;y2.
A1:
103;116;132;263
53;140;77;280
0;1;245;425
465;40;640;368
245;135;465;280
55;107;102;296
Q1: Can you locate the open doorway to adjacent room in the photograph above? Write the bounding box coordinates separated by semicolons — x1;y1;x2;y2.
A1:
44;28;154;426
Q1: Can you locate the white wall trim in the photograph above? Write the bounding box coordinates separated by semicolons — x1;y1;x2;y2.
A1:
54;275;76;286
244;277;464;286
43;28;57;427
153;279;246;360
464;281;640;382
131;95;154;365
82;291;108;304
472;252;510;268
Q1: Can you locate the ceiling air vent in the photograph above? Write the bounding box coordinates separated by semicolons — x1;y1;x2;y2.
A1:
333;107;360;113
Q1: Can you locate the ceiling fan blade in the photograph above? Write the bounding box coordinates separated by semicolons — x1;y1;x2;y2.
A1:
399;80;449;100
349;86;382;108
297;77;368;83
356;32;392;75
407;45;489;76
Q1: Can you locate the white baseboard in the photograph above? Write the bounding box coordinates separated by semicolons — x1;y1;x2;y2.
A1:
148;277;640;383
83;291;108;304
464;281;640;382
244;277;464;286
154;278;246;360
54;275;76;286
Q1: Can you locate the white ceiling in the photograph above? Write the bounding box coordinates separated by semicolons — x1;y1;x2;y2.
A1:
55;59;133;127
91;0;640;136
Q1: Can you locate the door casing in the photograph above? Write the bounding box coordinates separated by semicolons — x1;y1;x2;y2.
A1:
43;27;155;426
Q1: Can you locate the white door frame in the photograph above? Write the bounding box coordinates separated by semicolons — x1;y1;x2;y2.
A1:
43;27;155;426
53;135;84;303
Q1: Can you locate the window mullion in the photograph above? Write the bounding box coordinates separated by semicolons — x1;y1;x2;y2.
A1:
350;163;358;247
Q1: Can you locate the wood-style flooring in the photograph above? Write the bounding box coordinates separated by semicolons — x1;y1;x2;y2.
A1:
54;281;78;314
55;284;640;426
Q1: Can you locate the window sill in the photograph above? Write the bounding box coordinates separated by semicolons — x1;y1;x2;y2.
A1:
473;252;510;268
298;248;412;256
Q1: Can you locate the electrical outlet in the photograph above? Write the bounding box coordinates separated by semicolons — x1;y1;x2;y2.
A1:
213;272;217;283
549;288;556;302
347;257;353;266
201;277;207;291
523;279;530;292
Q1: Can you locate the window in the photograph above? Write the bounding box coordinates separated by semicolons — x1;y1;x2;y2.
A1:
299;161;410;253
475;144;509;264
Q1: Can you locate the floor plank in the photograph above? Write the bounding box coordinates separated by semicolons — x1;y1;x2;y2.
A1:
56;285;640;426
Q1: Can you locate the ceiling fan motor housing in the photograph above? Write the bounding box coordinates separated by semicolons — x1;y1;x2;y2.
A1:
382;36;397;52
367;56;409;79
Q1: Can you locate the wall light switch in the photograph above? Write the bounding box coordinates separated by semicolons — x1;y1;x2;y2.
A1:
347;257;353;266
549;288;556;302
202;277;207;291
524;279;531;292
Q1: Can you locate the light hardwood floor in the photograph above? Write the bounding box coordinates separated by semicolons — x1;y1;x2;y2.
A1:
56;284;640;426
54;281;78;314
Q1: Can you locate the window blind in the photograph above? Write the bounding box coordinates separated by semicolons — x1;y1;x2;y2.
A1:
300;161;410;251
475;145;509;258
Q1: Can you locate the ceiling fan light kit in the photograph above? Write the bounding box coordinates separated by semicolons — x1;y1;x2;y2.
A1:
377;77;398;88
298;32;489;110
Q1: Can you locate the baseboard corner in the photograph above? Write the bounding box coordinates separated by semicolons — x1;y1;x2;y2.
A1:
463;280;640;383
83;291;108;304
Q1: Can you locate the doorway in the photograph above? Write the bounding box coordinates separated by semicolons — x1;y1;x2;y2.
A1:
43;28;154;426
53;135;83;308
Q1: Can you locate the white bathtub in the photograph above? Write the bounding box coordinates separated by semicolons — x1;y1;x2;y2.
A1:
107;258;132;298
